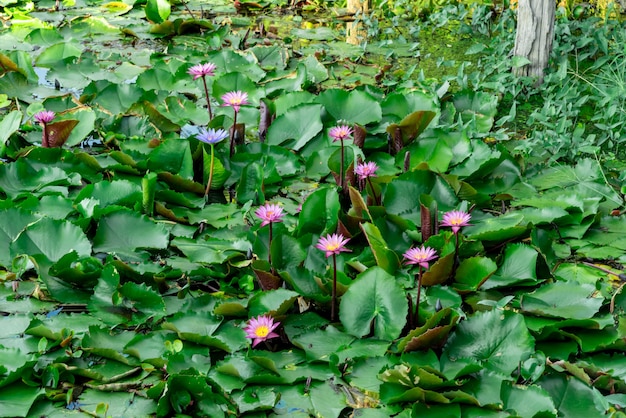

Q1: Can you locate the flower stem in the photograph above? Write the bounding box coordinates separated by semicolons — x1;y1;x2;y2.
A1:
204;144;215;200
339;139;344;189
42;123;49;148
201;76;213;120
268;222;273;268
451;232;460;278
415;266;423;326
332;253;337;321
230;112;238;158
366;177;379;205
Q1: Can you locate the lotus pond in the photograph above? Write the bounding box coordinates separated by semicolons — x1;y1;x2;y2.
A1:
2;0;626;416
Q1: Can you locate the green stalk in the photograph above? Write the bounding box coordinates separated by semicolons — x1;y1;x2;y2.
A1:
332;253;338;321
42;123;49;148
366;177;379;205
268;221;273;268
230;112;238;158
142;172;157;216
201;76;213;120
204;143;215;200
415;266;423;326
339;139;344;189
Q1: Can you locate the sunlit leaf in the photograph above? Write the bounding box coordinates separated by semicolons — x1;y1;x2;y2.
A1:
35;42;83;67
317;89;382;125
0;110;22;152
145;0;171;23
267;104;324;150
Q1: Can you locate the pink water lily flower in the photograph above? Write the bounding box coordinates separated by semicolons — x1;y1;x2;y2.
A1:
403;246;438;269
244;315;280;347
222;91;249;113
355;161;379;180
329;125;353;142
255;203;285;227
441;210;472;234
188;63;217;80
316;233;351;258
34;110;55;124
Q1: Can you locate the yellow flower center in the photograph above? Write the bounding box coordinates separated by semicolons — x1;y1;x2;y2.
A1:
266;210;274;218
255;325;270;338
327;243;340;251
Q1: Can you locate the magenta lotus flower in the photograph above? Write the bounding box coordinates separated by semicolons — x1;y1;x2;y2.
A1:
197;127;229;144
316;233;351;258
355;161;379;180
188;63;217;80
255;203;285;227
244;315;280;347
441;210;472;234
403;246;438;269
34;110;55;124
222;91;249;113
328;125;353;142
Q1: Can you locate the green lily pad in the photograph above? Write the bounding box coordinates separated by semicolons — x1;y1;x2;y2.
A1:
339;267;408;340
521;282;603;320
444;309;535;375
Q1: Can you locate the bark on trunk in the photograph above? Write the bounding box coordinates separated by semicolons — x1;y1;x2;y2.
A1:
346;0;369;45
512;0;555;85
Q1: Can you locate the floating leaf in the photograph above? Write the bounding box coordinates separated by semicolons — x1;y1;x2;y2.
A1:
248;288;299;317
317;89;382;126
11;217;91;265
453;256;497;292
538;374;608;418
339;267;408;340
482;244;539;289
463;212;527;242
171;237;251;265
0;383;44;418
266;104;323;151
501;382;557;417
444;310;535;375
93;209;169;254
520;282;603;320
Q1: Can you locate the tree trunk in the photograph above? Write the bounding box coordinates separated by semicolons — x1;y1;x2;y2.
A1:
346;0;369;45
512;0;555;85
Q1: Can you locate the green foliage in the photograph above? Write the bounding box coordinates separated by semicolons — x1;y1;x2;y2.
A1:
0;1;625;417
